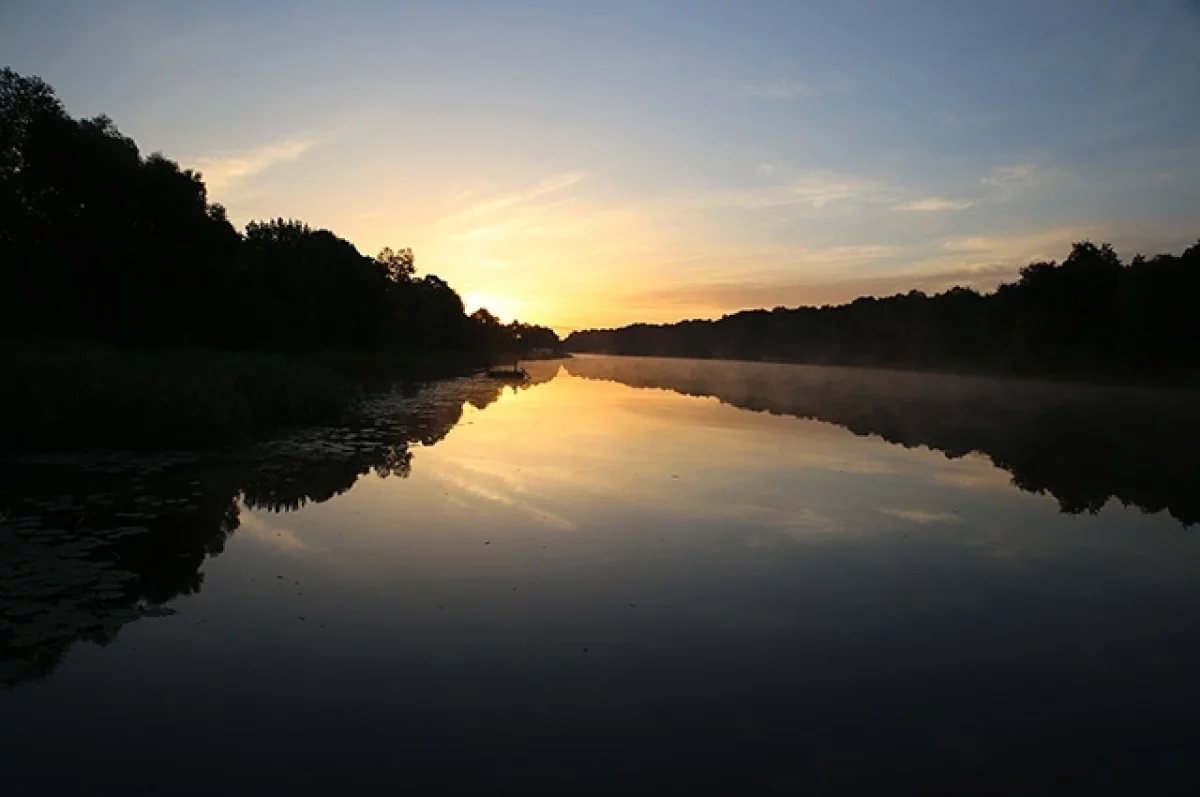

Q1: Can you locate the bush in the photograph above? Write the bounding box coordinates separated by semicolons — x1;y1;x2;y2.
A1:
0;344;349;449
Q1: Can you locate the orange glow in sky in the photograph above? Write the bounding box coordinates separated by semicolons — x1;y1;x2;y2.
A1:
7;2;1196;331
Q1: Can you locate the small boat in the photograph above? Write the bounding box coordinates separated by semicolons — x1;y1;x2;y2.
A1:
485;364;529;381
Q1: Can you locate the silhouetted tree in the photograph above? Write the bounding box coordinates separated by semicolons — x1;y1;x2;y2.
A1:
0;68;561;362
377;247;415;282
465;308;561;360
566;240;1200;385
1;69;244;344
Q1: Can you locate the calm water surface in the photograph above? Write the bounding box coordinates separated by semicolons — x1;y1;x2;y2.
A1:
3;356;1200;795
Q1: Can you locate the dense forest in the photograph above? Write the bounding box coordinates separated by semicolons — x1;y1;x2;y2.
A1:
0;67;559;359
566;240;1200;383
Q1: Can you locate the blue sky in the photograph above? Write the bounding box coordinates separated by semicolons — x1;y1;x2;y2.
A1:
3;0;1199;328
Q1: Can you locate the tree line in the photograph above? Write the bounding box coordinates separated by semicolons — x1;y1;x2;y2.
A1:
562;356;1200;527
0;68;558;359
566;240;1200;383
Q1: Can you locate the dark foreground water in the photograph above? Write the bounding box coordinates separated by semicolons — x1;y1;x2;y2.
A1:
3;355;1200;796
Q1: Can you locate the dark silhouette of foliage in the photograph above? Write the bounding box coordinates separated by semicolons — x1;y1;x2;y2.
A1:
566;240;1200;384
0;344;348;449
377;246;416;282
0;366;557;687
0;68;558;363
563;355;1200;527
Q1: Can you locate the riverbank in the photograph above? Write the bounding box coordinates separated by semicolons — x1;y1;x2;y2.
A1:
0;344;493;450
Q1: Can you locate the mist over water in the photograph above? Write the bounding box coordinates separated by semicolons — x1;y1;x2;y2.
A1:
3;356;1199;795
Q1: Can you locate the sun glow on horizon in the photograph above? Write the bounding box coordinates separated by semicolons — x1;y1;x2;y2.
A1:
462;292;525;324
32;0;1189;334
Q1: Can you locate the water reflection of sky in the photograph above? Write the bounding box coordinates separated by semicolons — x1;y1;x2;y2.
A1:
4;361;1200;795
300;368;1197;566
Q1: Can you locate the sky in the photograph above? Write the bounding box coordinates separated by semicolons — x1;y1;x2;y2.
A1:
3;0;1199;331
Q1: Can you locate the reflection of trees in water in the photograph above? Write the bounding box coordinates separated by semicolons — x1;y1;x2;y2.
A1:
238;370;553;511
564;356;1200;527
0;370;556;688
0;457;240;685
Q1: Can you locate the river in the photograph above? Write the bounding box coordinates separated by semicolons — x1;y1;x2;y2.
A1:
3;355;1199;795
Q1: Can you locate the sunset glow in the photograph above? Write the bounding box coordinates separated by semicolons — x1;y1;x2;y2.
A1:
5;1;1197;330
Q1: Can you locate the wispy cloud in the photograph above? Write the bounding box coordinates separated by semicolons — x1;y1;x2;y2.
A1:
704;171;892;211
941;236;1003;252
453;171;586;221
939;225;1102;261
629;263;1018;315
982;163;1037;188
977;162;1067;203
614;223;1127;321
192;135;319;194
880;508;963;525
891;196;975;212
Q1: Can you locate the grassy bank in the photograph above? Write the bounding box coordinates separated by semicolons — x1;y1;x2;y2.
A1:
0;343;563;451
308;349;489;384
0;345;350;450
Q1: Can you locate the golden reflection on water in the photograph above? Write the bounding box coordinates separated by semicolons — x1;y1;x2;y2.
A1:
320;364;1156;561
6;357;1200;796
228;356;1200;588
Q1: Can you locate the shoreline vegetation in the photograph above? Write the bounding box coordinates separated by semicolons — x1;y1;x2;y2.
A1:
561;356;1200;527
566;239;1200;387
0;68;564;449
6;68;1195;454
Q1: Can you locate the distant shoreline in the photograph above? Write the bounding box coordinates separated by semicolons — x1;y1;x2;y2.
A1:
562;351;1198;390
565;240;1200;390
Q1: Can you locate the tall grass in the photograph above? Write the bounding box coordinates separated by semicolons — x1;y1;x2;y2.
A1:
0;344;350;449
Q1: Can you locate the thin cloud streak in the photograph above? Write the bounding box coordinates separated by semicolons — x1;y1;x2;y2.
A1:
628;264;1019;317
942;236;1004;252
982;163;1038;188
453;172;587;222
191;135;319;194
702;172;892;210
880;508;963;525
892;197;976;212
612;224;1122;322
